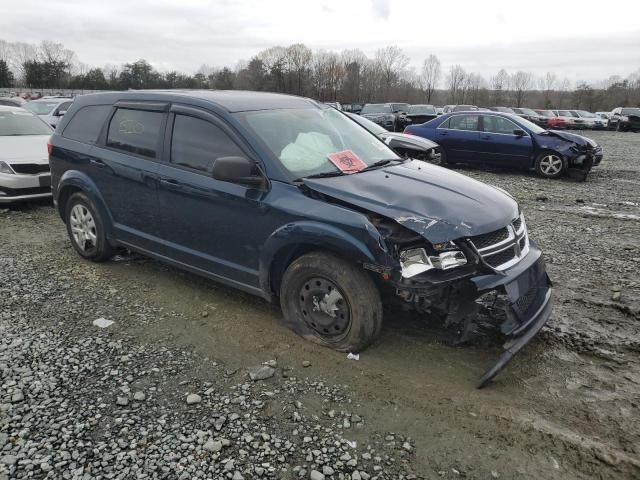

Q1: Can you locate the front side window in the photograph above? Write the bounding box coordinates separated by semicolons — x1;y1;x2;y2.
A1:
238;107;398;178
483;115;519;134
0;110;53;136
107;109;163;158
621;108;640;116
63;105;111;143
448;115;479;131
171;115;244;173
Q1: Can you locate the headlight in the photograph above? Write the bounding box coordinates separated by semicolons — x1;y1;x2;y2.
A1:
399;247;467;278
620;116;629;122
0;161;15;174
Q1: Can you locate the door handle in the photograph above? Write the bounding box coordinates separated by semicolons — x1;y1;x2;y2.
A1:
159;178;181;187
89;158;106;167
480;135;491;140
439;131;448;136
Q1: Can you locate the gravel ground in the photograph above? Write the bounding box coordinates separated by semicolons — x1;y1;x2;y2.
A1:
1;131;639;479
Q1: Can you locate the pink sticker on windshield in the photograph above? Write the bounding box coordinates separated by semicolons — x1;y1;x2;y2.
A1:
327;150;367;174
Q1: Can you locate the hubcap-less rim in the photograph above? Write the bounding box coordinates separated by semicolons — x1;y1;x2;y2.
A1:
298;277;351;338
70;204;97;251
540;155;563;175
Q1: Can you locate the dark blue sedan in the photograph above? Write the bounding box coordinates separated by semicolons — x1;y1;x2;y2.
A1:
404;111;603;180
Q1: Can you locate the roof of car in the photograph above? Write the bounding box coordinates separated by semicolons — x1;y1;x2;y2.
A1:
73;90;319;113
30;97;74;103
0;105;27;112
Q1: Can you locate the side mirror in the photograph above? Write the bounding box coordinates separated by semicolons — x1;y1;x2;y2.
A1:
513;129;526;137
212;156;264;186
57;110;67;116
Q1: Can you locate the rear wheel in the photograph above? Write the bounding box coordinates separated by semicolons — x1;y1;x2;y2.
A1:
280;251;382;352
65;192;115;262
535;151;564;179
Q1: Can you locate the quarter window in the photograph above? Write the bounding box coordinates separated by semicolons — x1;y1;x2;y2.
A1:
483;116;519;135
107;109;163;158
63;105;111;143
448;115;479;131
171;114;244;173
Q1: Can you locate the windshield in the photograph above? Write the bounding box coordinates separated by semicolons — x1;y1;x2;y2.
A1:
493;107;515;113
536;110;553;117
408;105;436;114
239;108;399;179
360;104;391;114
519;108;537;115
23;101;59;115
557;110;573;117
577;111;596;117
621;108;640;116
348;112;387;135
509;114;546;134
453;105;477;112
391;103;409;113
0;110;53;136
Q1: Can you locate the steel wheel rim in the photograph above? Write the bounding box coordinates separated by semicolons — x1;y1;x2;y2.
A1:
540;155;562;175
298;277;351;338
70;204;97;251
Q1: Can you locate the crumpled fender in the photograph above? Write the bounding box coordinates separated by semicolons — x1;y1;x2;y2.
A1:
56;170;115;236
258;220;387;295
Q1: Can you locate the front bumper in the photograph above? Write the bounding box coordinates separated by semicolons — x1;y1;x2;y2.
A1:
0;172;52;203
470;246;552;387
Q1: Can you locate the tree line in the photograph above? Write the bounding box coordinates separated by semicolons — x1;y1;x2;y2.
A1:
1;39;639;111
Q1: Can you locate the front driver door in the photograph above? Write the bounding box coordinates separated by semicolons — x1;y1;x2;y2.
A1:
477;115;533;169
155;106;270;291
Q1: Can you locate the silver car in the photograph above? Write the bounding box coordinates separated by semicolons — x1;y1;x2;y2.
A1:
23;97;74;129
0;106;53;204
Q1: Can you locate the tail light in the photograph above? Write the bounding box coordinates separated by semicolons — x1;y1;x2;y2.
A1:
47;142;53;156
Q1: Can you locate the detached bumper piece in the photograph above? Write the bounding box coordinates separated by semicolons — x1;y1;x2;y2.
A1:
473;251;552;388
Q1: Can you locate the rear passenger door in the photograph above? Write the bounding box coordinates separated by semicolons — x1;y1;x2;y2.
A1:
154;105;268;289
435;114;481;162
91;103;167;250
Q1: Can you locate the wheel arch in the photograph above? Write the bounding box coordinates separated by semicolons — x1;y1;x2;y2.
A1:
56;171;115;238
259;221;385;299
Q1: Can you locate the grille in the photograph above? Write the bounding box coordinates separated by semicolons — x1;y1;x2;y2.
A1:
10;163;50;175
484;247;517;268
514;286;538;316
513;217;522;232
469;227;509;249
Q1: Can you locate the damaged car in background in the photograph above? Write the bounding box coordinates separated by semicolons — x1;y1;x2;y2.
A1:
50;91;552;388
404;111;603;181
347;112;441;164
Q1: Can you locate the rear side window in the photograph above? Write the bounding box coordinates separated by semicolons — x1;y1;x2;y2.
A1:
171;115;244;173
107;109;163;158
448;115;479;131
62;105;111;144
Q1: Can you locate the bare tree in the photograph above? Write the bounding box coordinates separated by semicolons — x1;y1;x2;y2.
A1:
538;71;556;107
420;54;441;103
285;44;312;95
490;69;510;105
446;65;466;104
340;49;367;102
374;46;409;101
557;77;571;108
510;71;534;107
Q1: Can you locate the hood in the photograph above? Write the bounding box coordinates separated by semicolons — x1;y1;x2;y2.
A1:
542;130;597;147
379;132;439;151
303;160;518;243
0;135;51;163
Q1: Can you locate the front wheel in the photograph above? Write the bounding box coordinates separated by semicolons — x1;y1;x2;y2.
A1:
280;251;382;352
65;192;115;262
535;152;564;179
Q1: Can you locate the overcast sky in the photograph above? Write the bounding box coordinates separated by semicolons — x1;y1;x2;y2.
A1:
1;0;639;83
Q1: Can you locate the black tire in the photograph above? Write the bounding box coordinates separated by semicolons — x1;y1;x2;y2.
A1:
280;251;382;352
65;192;115;262
534;151;565;179
439;148;449;165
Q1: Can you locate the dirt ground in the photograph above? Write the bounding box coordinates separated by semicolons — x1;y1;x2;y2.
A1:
1;130;639;479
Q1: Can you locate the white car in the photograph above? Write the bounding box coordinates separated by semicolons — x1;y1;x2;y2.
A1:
0;106;53;204
23;97;74;129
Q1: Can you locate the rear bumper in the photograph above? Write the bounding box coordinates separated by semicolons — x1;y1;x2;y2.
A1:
0;172;52;203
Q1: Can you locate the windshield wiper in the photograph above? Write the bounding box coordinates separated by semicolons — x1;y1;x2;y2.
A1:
301;170;347;180
358;158;403;172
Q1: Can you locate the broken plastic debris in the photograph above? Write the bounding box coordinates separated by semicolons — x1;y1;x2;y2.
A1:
93;317;114;328
347;352;360;361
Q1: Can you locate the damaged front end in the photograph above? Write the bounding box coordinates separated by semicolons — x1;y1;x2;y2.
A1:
368;212;553;388
544;130;604;181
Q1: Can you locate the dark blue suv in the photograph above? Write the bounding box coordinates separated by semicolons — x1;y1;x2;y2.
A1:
49;91;552;387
